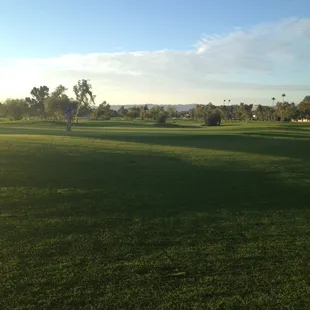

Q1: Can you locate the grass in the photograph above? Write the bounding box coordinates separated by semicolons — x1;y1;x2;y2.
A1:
0;119;310;309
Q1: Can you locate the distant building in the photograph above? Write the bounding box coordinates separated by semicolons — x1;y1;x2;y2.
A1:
291;118;310;123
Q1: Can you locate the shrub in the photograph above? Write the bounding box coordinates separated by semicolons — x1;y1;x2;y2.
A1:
205;111;221;126
156;112;167;124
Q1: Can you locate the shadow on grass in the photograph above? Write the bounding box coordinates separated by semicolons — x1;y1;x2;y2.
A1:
7;120;202;129
153;123;201;128
2;147;309;217
67;131;310;161
242;132;310;140
1;122;310;161
1;140;310;309
74;121;154;128
226;122;310;132
277;125;310;132
71;121;200;129
95;131;310;161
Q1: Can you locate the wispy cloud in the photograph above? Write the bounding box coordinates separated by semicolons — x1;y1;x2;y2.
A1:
1;18;310;105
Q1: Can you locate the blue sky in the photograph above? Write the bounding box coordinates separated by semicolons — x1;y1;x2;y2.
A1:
0;0;310;105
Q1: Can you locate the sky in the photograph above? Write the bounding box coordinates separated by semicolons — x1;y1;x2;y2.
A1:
0;0;309;106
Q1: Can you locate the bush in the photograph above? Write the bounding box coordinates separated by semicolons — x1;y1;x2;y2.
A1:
156;112;167;124
205;111;221;126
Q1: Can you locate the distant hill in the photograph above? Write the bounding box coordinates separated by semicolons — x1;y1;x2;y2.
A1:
110;104;196;112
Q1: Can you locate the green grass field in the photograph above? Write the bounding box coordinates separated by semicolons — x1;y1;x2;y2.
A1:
1;119;310;309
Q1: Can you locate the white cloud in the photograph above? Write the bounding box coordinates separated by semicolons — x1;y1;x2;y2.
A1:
1;17;310;105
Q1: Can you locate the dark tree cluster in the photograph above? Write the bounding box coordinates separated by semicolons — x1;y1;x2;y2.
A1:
1;85;310;125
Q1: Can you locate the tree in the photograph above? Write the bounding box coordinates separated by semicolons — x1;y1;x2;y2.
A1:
234;104;243;120
288;102;298;120
281;93;286;103
193;104;204;120
200;102;216;120
44;85;71;121
149;105;167;123
118;106;128;118
218;105;229;121
298;96;310;118
156;111;168;123
73;79;95;123
51;85;67;98
127;106;140;120
264;106;276;121
166;105;177;118
127;110;137;120
189;108;195;119
0;102;7;118
5;98;29;120
77;104;91;118
254;105;263;121
275;101;297;121
140;104;149;120
110;109;119;118
238;102;253;121
275;102;286;121
25;85;49;116
271;97;276;106
94;101;112;120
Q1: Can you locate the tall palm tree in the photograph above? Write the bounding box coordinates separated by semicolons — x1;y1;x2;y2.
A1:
271;97;276;106
281;93;286;103
223;99;226;105
228;99;231;105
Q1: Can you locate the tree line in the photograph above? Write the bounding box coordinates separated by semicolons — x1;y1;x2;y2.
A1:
0;80;173;123
0;80;95;123
189;99;310;122
0;79;310;123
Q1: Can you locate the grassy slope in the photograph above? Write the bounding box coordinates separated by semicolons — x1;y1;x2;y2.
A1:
0;120;310;309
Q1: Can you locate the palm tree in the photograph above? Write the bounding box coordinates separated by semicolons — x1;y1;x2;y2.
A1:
271;97;276;106
227;99;231;120
281;93;286;103
223;99;226;105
